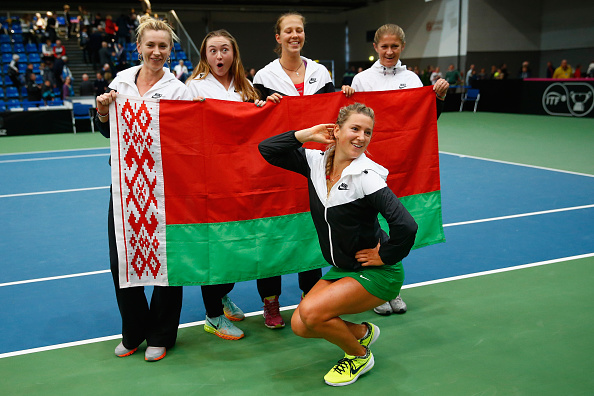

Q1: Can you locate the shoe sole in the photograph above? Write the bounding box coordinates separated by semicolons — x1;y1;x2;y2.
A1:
115;347;138;357
145;350;166;362
204;324;244;340
324;355;375;387
264;323;285;329
373;308;392;316
224;312;245;322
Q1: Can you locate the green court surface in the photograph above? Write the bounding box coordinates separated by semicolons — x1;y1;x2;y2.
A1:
1;257;592;395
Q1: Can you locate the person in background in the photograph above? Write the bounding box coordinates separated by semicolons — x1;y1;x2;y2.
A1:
465;64;475;85
430;66;442;85
95;15;191;362
105;15;117;43
259;103;418;386
553;59;573;79
62;76;74;99
174;59;188;82
8;54;23;99
94;72;108;96
186;29;266;342
27;73;42;102
573;64;582;78
546;61;555;78
53;39;66;59
41;79;55;103
79;73;95;96
444;64;462;86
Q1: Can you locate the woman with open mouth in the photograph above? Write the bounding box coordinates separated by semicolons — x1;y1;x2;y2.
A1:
186;29;265;342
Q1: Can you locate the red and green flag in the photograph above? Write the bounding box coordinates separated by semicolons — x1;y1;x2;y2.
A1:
110;87;444;287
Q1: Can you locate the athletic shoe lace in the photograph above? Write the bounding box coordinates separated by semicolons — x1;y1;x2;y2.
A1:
265;298;280;316
332;357;355;374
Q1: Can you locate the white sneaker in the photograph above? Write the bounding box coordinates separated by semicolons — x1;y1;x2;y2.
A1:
373;301;392;315
389;295;407;314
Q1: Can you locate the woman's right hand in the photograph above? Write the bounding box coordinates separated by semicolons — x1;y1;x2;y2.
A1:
192;96;205;102
96;90;118;115
266;93;283;103
294;123;335;144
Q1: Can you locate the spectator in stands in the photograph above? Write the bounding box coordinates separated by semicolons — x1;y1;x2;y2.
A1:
94;72;108;96
587;62;594;78
52;55;65;91
24;63;35;82
40;62;56;87
173;59;188;82
553;59;573;79
518;61;532;79
63;5;73;39
34;12;47;42
465;64;475;86
430;66;442;85
80;26;90;63
61;56;73;83
99;41;114;71
113;43;129;73
42;39;54;64
546;61;555;78
89;26;106;70
80;73;95;96
62;76;74;99
46;12;57;43
41;80;56;103
341;66;356;86
27;73;42;102
101;63;113;83
420;65;433;86
488;65;497;79
445;64;461;85
116;14;132;46
573;64;582;78
53;39;66;59
93;13;104;28
21;14;37;44
8;55;23;99
499;63;509;79
105;15;117;43
477;67;487;80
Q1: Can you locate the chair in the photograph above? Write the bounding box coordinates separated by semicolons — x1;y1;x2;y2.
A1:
0;35;10;44
28;53;41;63
459;88;481;112
14;43;26;53
12;34;23;44
4;75;14;86
71;102;95;133
6;99;22;110
0;43;12;53
0;88;4;100
6;86;19;99
1;53;13;63
25;43;38;53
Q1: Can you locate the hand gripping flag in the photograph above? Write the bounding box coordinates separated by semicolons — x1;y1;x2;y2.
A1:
110;87;444;287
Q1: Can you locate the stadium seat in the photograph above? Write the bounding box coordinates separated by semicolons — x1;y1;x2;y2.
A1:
2;53;12;63
174;42;182;52
0;43;12;53
6;86;19;99
3;75;13;86
14;43;26;53
0;35;10;44
0;88;4;100
71;102;95;133
17;54;28;63
12;34;23;44
17;63;27;73
460;88;481;112
28;53;41;63
25;43;38;53
6;99;22;110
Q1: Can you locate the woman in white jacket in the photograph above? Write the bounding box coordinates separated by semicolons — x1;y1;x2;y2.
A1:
350;24;449;316
96;15;191;362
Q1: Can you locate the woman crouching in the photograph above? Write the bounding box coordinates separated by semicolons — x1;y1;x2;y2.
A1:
258;103;418;386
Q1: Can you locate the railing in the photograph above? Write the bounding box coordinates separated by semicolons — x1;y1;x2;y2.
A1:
167;10;200;68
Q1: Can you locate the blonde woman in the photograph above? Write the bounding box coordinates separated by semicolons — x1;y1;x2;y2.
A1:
96;15;191;362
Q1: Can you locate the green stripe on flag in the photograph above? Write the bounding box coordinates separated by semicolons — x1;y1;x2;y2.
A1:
166;190;444;286
166;213;325;286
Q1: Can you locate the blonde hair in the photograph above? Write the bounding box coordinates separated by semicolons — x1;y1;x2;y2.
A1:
374;24;406;45
136;15;178;47
187;29;259;103
325;103;375;177
274;12;306;56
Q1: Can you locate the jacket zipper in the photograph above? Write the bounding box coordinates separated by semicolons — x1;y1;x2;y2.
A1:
325;187;337;267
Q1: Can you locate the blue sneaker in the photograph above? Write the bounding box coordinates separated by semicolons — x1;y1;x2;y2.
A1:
222;295;245;322
204;315;245;340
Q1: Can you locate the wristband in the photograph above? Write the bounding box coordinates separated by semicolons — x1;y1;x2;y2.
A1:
96;108;108;117
436;93;446;100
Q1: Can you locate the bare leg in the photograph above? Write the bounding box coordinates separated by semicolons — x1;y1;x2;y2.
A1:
291;278;385;356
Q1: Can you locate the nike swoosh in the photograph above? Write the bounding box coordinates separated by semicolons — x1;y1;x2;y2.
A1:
359;275;370;281
350;360;367;375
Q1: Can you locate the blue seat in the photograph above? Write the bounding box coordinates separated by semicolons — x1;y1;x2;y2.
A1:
0;88;4;100
126;42;136;52
4;75;13;86
32;63;40;73
6;86;19;99
11;24;23;34
17;54;28;63
14;43;26;53
177;50;187;60
173;42;182;52
0;35;10;44
35;75;43;84
6;98;22;109
1;53;12;63
460;89;481;112
48;98;63;106
12;34;23;44
18;63;27;73
72;102;95;133
0;43;12;53
28;53;41;63
25;43;38;53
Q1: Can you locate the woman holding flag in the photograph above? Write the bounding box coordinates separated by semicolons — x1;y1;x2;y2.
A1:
348;23;449;315
259;103;418;386
252;12;354;329
186;29;265;341
95;15;192;362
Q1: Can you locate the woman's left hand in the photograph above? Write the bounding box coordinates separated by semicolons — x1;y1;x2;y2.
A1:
341;85;355;98
433;78;449;100
356;242;384;267
254;99;266;107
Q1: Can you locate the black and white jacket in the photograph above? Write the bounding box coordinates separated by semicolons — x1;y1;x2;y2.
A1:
259;131;418;271
253;56;335;98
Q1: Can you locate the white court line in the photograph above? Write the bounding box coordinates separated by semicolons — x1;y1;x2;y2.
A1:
2;202;592;289
0;147;109;157
0;186;109;199
1;252;592;359
0;270;110;288
0;153;110;164
440;151;594;178
444;204;594;227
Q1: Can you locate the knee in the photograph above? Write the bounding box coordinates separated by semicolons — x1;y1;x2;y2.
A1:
290;310;308;337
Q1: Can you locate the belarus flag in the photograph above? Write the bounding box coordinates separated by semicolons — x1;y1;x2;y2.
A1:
110;87;444;288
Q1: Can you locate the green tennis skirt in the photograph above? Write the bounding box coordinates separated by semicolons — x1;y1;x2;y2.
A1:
321;261;405;301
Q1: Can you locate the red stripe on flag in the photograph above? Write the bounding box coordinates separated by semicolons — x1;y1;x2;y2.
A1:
159;87;439;225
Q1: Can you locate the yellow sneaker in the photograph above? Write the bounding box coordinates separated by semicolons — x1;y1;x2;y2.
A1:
323;348;374;386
